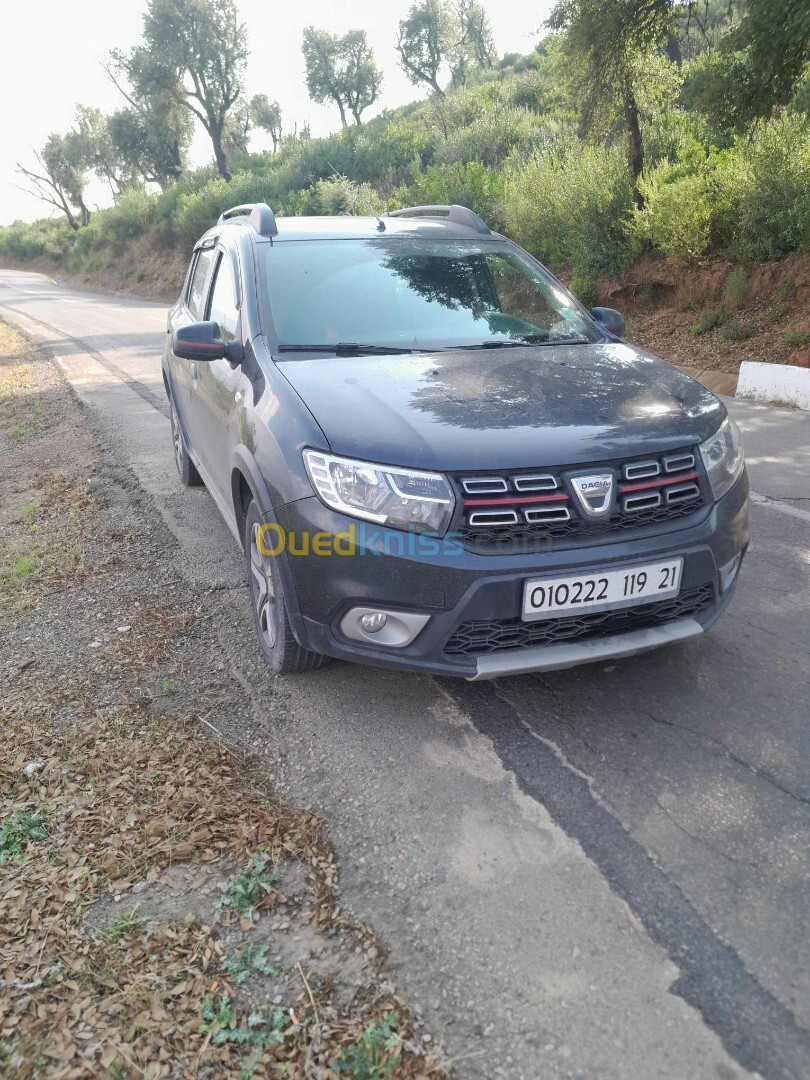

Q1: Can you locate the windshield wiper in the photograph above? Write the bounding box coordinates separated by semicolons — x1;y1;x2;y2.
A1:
277;343;415;356
446;335;591;350
444;340;532;350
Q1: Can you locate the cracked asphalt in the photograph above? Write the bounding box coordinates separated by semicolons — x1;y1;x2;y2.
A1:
2;268;809;1080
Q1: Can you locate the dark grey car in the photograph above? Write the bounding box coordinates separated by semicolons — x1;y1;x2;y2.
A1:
162;203;749;679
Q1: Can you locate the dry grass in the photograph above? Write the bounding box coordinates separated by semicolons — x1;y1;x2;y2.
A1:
0;317;446;1078
0;473;96;622
0;710;442;1078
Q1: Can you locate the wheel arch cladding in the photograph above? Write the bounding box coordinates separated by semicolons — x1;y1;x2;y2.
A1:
230;446;275;545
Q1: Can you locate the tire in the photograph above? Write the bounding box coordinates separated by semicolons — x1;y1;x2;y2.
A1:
169;391;203;487
244;500;330;675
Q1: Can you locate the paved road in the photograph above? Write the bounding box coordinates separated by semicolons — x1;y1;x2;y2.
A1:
3;267;810;1080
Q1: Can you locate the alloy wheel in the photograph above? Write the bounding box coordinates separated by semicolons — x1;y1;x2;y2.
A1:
250;523;277;648
170;398;184;474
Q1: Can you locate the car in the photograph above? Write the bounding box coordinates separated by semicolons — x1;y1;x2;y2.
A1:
162;202;749;679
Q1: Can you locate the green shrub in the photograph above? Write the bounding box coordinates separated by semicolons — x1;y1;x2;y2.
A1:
630;162;713;259
569;273;596;308
720;315;755;341
723;266;748;309
503;141;633;277
172;171;285;249
91;187;157;250
0;218;72;262
437;105;540;169
689;306;725;336
785;327;810;347
716;113;810;260
307;175;385;216
394;161;504;228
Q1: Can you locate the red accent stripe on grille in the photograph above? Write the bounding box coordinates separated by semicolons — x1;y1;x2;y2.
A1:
620;471;700;493
464;493;570;507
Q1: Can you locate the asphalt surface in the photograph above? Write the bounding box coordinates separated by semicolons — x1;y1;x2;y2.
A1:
3;267;809;1080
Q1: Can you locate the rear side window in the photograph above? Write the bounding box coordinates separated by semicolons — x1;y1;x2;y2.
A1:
207;254;239;341
187;249;215;318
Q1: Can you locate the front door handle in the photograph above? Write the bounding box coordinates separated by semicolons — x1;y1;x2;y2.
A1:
234;390;243;404
190;362;198;382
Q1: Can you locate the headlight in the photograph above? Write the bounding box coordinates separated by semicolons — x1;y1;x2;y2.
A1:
303;450;455;534
699;416;744;500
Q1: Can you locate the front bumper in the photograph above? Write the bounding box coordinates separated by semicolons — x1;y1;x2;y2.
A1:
272;470;749;679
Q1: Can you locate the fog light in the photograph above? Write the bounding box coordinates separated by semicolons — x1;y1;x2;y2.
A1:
340;607;431;647
360;611;388;634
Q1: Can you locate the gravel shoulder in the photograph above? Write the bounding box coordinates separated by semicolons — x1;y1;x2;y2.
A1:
0;320;443;1078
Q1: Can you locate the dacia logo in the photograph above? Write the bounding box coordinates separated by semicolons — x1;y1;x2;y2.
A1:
571;472;614;517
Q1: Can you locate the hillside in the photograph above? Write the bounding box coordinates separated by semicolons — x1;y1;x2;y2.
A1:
2;37;809;389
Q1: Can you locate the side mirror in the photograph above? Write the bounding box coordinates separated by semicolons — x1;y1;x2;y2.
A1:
173;321;229;362
591;306;626;339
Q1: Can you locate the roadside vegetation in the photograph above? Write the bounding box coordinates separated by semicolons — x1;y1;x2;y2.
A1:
1;0;809;307
0;320;444;1078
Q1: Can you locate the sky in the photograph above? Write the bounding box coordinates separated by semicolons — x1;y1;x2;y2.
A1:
0;0;554;225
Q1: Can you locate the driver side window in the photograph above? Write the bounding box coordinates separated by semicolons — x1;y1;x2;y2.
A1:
187;248;215;319
207;253;239;342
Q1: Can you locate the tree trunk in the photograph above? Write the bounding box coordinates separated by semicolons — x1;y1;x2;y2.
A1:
665;32;682;67
429;77;446;99
209;122;231;182
63;204;79;231
625;95;644;209
332;95;348;127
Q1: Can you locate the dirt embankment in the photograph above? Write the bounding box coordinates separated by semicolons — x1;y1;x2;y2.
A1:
599;253;810;376
0;237;187;304
0;321;444;1079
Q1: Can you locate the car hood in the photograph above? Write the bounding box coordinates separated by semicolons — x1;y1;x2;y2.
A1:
276;342;724;471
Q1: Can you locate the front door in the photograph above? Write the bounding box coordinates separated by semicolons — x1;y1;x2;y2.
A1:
170;245;217;461
195;249;251;505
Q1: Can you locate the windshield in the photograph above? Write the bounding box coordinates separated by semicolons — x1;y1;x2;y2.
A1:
259;238;601;351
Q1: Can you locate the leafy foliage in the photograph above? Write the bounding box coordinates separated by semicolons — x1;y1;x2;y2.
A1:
303;28;383;126
396;0;495;98
250;95;283;152
630;162;713;258
334;1012;403;1079
503;140;634;277
124;0;249;180
216;852;277;919
223;944;280;984
0;807;48;865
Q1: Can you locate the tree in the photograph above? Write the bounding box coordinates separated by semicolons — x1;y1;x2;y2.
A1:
222;100;252;158
104;53;193;189
302;27;382;126
341;31;385;124
449;0;497;87
250;94;282;151
123;0;249;181
15;133;91;230
72;106;131;200
396;0;496;97
397;0;452;98
548;0;675;206
686;0;810;131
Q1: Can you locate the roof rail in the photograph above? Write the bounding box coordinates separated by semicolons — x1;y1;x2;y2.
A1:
385;204;490;235
218;203;278;238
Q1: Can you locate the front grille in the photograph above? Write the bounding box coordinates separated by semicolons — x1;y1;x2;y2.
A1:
444;582;715;657
457;448;705;552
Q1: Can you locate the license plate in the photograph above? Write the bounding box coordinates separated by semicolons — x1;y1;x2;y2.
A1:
522;558;683;622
